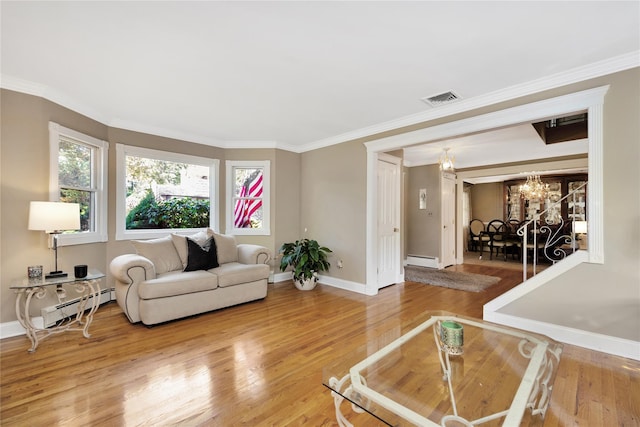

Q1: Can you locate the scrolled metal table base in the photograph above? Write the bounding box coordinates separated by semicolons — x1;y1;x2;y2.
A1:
14;279;101;352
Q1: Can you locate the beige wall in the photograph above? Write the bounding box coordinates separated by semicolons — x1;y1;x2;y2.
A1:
1;91;109;322
272;149;301;259
301;67;639;295
2;66;638;326
470;182;504;223
406;164;441;258
300;140;367;285
0;89;297;323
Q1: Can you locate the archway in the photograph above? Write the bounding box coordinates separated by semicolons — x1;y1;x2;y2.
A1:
364;86;608;295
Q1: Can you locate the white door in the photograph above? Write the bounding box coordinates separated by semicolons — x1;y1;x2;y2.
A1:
377;155;401;289
441;173;456;267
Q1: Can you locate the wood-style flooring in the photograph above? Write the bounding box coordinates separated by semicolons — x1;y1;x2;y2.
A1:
1;263;638;426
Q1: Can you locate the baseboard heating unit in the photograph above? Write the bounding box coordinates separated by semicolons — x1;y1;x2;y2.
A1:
406;255;439;269
41;288;112;328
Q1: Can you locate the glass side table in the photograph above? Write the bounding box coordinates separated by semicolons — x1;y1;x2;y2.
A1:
10;270;105;352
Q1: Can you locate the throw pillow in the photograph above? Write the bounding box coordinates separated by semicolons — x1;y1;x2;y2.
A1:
131;235;183;274
184;236;219;271
212;232;238;264
172;230;210;268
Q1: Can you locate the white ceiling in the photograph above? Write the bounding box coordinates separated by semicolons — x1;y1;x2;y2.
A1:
1;1;639;167
402;123;589;168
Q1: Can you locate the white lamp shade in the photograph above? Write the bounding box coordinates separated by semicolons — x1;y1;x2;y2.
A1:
28;201;80;232
573;221;588;234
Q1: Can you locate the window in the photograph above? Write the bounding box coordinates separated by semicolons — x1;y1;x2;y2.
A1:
226;160;270;236
116;144;219;240
49;122;108;245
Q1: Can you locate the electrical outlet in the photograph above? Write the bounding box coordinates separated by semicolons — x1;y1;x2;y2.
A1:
337;259;344;268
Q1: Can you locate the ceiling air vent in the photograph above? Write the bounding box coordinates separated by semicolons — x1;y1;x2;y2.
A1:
421;91;461;107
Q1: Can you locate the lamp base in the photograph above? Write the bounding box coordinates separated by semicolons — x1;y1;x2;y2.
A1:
45;271;68;279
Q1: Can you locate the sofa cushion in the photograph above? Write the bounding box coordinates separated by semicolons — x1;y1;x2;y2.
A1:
184;237;219;271
131;235;183;274
210;262;269;288
171;230;210;268
138;270;218;299
212;232;238;264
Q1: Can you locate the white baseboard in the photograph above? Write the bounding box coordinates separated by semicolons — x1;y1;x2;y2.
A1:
406;255;439;269
483;251;640;361
318;275;368;295
484;311;640;361
271;271;293;283
1;288;115;340
271;271;368;295
1;317;44;340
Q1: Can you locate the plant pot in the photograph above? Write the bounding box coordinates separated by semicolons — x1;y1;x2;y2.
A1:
294;276;317;291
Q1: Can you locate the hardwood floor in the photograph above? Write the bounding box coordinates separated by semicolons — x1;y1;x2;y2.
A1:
1;263;638;426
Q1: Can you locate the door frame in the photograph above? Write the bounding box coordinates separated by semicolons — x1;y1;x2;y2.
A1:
376;153;402;289
440;172;456;268
364;86;607;296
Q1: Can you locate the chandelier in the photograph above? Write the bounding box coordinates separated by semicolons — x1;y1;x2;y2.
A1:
439;148;455;171
519;174;549;200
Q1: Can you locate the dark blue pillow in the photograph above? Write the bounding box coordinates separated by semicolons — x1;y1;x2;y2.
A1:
184;236;219;271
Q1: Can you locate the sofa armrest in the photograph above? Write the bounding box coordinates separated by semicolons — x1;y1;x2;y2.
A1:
110;253;156;285
237;244;272;265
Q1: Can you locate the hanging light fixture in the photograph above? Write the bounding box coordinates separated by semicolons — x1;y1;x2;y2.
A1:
439;148;455;171
519;173;549;200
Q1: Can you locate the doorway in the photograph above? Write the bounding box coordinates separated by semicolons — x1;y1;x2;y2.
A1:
365;87;607;296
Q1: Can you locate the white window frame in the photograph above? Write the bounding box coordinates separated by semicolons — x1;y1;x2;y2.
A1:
226;160;271;236
49;122;108;246
115;144;219;240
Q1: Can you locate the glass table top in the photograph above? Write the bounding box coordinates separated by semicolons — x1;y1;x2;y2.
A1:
322;311;562;427
10;270;105;289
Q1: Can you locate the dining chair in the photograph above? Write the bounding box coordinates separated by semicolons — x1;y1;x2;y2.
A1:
486;219;516;260
468;219;489;253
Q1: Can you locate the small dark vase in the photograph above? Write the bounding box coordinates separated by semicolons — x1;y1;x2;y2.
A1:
74;265;88;278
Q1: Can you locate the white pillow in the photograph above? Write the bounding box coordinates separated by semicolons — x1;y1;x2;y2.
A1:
131;235;183;274
212;231;238;264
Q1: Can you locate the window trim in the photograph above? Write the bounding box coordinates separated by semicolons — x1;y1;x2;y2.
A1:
115;143;219;241
226;160;271;236
49;122;108;246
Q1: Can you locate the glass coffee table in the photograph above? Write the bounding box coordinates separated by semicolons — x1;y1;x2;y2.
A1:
323;311;562;427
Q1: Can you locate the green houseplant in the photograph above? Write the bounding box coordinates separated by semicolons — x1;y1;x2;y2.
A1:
278;238;332;290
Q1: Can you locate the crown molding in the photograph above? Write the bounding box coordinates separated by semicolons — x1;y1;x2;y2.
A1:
302;51;640;152
1;75;46;96
1;74;279;150
2;51;638;153
222;140;279;150
1;75;111;125
108;118;226;147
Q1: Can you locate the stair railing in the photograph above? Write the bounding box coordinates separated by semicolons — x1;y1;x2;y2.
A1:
517;182;587;281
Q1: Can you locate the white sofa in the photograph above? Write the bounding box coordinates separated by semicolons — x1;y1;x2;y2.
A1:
110;230;271;325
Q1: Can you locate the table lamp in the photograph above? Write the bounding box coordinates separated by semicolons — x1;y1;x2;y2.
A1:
573;220;588;250
28;201;80;278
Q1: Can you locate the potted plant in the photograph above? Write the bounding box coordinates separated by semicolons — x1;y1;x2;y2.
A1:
278;238;332;290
